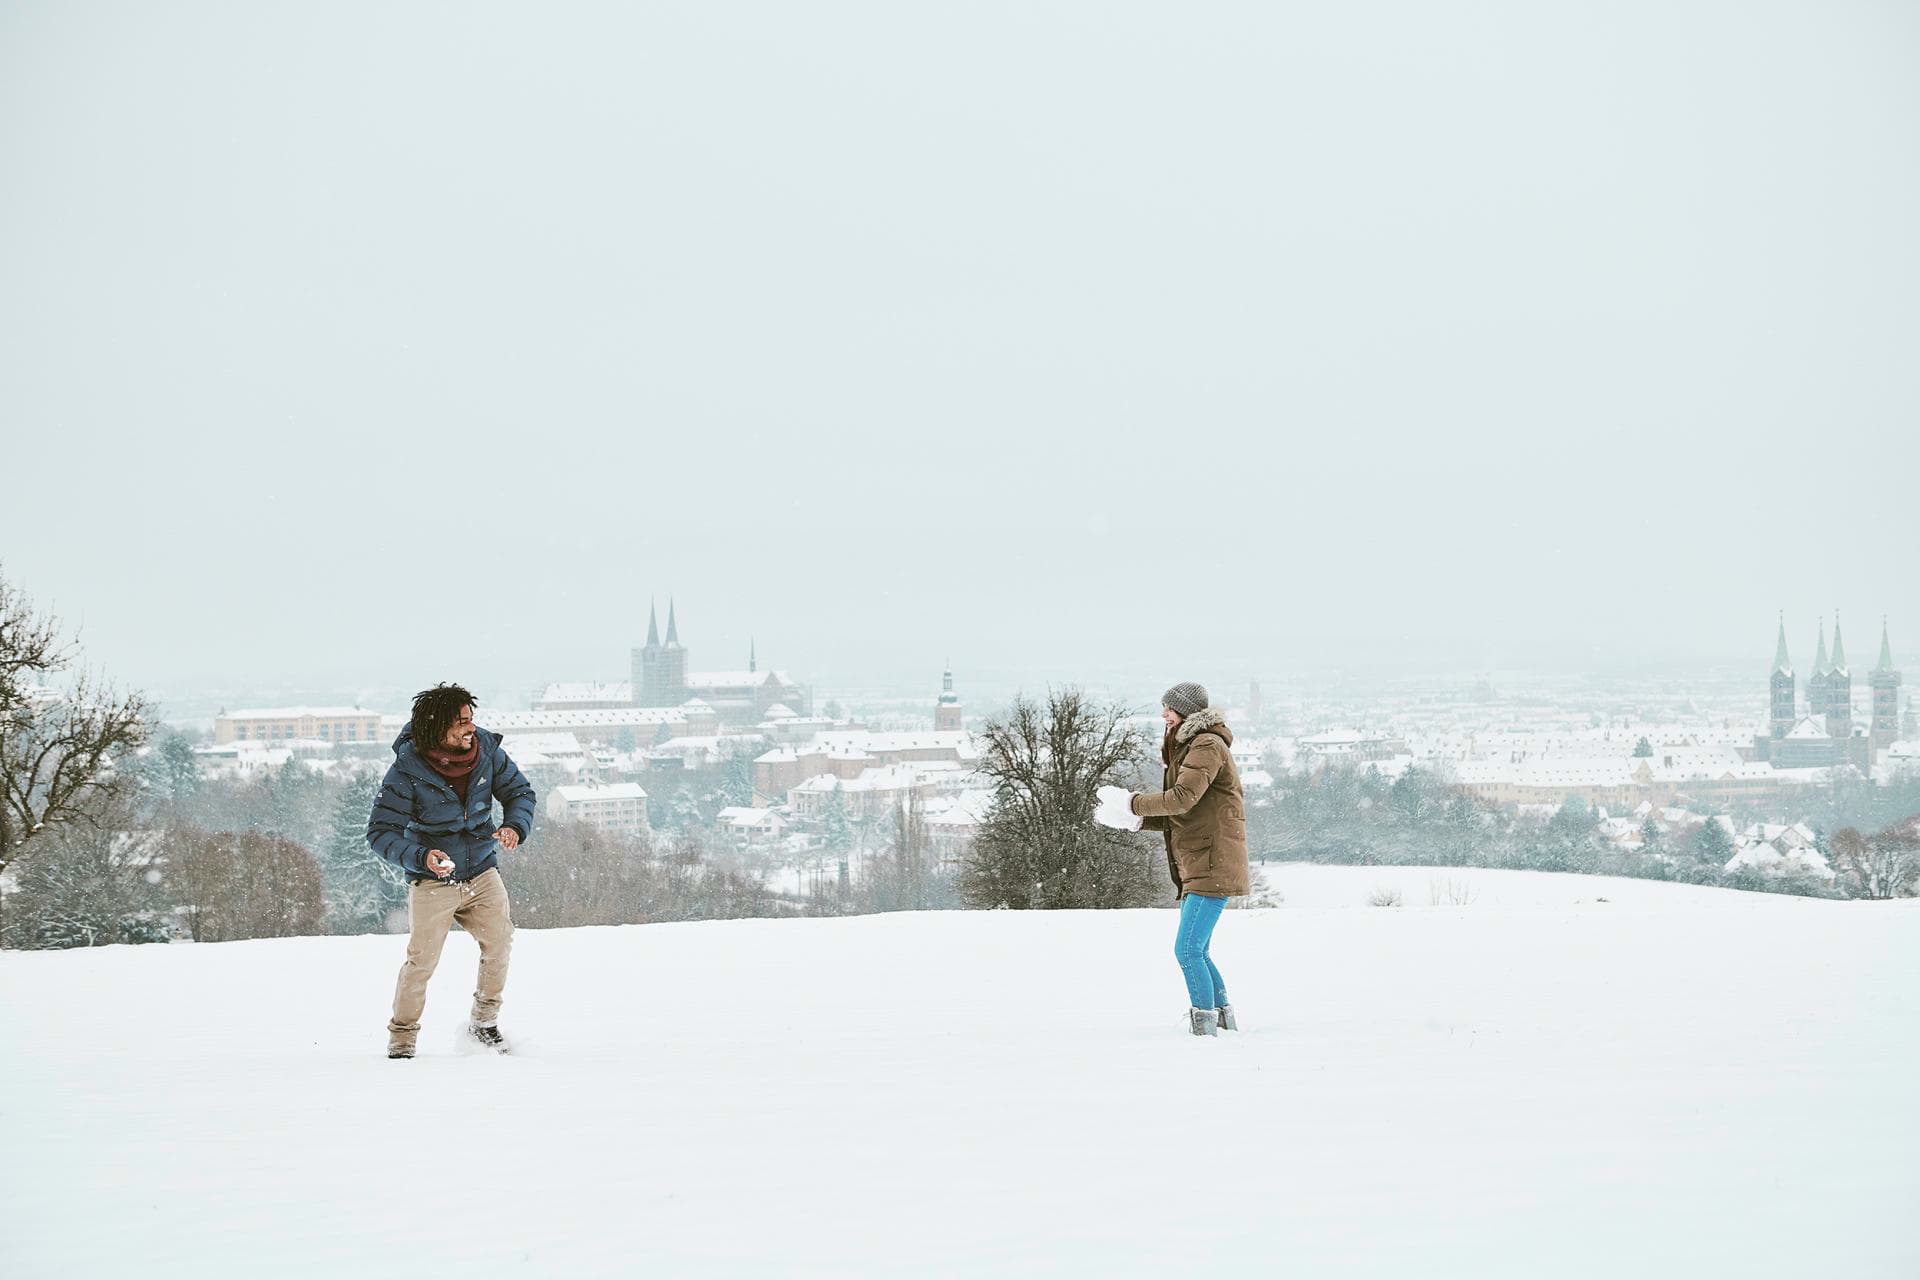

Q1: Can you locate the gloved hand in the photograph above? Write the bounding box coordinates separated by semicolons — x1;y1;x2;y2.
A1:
1093;785;1143;831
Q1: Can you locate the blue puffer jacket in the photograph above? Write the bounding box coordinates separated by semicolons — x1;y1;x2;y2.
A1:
366;726;537;882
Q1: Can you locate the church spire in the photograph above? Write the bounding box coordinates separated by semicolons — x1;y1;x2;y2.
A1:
666;598;681;648
1831;611;1848;672
1772;613;1792;675
646;599;660;648
1875;617;1893;673
1814;618;1829;674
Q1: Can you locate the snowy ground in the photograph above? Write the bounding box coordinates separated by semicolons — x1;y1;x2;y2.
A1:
4;864;1918;1278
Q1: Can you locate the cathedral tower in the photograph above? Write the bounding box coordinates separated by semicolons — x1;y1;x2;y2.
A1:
1871;619;1902;754
632;600;663;706
634;598;691;707
935;664;964;732
1826;612;1853;740
1769;615;1795;739
1807;619;1831;721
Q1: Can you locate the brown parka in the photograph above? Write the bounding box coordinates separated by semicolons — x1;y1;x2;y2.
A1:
1130;707;1250;899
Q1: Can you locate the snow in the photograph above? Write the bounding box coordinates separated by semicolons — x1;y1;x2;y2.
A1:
3;865;1917;1278
551;783;649;804
218;706;373;720
533;681;633;704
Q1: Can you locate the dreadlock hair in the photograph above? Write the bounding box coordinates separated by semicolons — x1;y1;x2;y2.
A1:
411;683;479;748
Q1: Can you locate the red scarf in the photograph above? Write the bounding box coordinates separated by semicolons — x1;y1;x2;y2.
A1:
419;737;481;805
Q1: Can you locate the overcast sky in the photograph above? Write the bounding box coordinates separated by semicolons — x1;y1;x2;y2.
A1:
2;1;1915;709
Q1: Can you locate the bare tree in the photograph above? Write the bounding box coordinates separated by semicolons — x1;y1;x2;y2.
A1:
0;572;148;872
511;818;655;929
0;571;62;712
1829;820;1920;900
165;825;325;942
960;688;1164;909
862;792;943;912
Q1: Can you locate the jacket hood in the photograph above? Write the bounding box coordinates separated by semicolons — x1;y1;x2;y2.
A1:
1173;706;1232;747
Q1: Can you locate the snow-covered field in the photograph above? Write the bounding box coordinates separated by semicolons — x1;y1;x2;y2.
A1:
4;865;1917;1278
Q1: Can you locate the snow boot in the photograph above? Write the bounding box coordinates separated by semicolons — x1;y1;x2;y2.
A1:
1188;1007;1220;1037
387;1040;416;1059
1217;1004;1239;1032
467;1022;510;1054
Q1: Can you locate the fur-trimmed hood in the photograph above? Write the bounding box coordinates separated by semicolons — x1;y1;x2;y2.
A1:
1173;706;1231;746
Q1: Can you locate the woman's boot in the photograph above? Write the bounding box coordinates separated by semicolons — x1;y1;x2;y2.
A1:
1187;1007;1220;1036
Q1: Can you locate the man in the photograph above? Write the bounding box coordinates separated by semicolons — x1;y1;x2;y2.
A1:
367;683;536;1058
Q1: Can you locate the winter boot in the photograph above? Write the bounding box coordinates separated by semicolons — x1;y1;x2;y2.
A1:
387;1039;416;1059
1188;1007;1220;1037
1217;1004;1239;1032
467;1022;510;1054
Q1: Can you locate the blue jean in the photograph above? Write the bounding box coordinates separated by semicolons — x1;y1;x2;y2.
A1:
1173;893;1229;1009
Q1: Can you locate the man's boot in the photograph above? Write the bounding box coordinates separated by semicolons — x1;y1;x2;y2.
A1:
1188;1007;1220;1037
467;1021;510;1054
1217;1004;1239;1032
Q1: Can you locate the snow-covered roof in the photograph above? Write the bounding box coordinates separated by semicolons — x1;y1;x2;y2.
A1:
1725;840;1833;879
498;732;587;758
1452;760;1638;788
219;706;378;720
790;766;938;795
924;790;995;825
686;670;795;689
553;783;649;803
716;807;785;828
481;708;688;731
534;682;632;704
1299;729;1393;747
806;730;978;758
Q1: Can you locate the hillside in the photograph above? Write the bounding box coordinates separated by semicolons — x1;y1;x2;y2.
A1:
3;866;1916;1278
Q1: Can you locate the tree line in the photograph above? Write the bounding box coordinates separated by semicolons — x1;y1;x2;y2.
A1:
4;566;1913;951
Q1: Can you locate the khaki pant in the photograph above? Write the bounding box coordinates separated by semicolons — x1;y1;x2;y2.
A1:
387;867;513;1047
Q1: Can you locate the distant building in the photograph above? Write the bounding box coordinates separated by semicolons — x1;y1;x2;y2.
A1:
628;601;808;724
754;730;977;805
935;665;964;732
789;767;944;823
548;783;650;836
1756;614;1901;772
528;682;631;713
213;706;384;746
1451;754;1831;811
925;790;993;867
497;732;599;792
1297;729;1409;766
479;706;689;748
714;806;790;849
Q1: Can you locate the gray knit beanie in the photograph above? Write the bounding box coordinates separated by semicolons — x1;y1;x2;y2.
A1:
1160;682;1209;718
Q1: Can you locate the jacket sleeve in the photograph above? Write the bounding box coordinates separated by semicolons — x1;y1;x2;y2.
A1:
491;746;537;842
1139;813;1170;833
1132;737;1224;820
367;764;434;876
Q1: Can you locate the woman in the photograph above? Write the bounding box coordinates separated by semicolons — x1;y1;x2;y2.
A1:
1095;681;1250;1036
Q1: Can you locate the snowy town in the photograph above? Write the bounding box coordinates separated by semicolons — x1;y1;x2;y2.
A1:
177;605;1918;903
